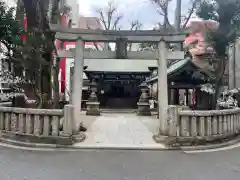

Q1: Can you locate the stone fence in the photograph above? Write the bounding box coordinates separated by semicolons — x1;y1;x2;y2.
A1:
0;102;12;107
162;106;240;145
0;105;80;145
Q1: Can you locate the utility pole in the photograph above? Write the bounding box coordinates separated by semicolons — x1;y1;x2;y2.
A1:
174;0;181;31
174;0;182;50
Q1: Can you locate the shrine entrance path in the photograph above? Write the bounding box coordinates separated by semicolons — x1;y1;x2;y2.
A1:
74;113;166;149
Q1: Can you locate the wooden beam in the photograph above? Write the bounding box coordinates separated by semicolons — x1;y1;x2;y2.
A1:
57;50;184;60
50;24;188;42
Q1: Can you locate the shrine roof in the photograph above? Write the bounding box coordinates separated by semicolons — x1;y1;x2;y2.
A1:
146;58;190;83
146;57;216;84
84;59;158;73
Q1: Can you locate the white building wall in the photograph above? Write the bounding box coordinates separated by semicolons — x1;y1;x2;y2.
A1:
65;0;79;27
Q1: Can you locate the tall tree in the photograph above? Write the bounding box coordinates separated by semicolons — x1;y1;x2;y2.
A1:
196;0;240;108
12;0;62;108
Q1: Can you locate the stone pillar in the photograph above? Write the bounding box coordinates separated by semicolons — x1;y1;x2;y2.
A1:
168;87;171;104
174;89;180;104
185;89;189;106
86;79;100;116
157;39;169;135
195;89;211;110
72;38;84;132
228;42;236;89
137;82;151;116
234;38;240;88
170;88;179;105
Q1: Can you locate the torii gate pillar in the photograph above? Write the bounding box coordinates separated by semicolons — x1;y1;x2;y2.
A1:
157;39;169;135
71;38;84;132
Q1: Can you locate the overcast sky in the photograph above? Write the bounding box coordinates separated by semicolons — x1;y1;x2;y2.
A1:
78;0;192;29
4;0;193;29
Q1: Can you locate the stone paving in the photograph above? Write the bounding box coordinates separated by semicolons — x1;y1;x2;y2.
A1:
74;113;165;149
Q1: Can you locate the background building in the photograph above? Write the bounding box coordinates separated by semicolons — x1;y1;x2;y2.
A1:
57;0;105;101
64;0;79;27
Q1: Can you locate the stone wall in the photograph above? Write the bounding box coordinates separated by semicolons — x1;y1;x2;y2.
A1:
0;105;81;145
157;106;240;146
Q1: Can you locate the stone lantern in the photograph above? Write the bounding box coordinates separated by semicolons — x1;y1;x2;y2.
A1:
86;79;100;116
137;82;151;116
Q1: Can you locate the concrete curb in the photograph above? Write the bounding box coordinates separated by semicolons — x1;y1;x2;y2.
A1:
179;137;240;151
0;137;168;151
1;136;240;152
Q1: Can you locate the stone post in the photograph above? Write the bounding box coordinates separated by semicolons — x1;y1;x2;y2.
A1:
157;39;169;135
116;38;127;59
86;79;100;116
153;105;178;145
167;105;178;137
62;104;86;142
137;82;151;116
63;104;74;136
153;105;190;145
72;38;84;132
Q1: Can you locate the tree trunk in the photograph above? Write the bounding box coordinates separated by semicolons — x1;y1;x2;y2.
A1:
52;57;60;108
212;57;226;109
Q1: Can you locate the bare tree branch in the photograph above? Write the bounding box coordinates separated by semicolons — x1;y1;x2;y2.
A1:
130;20;142;31
150;0;199;29
96;8;108;29
95;1;122;30
95;1;123;51
112;15;123;30
182;0;198;28
128;20;142;51
150;0;173;29
106;2;115;29
86;23;99;51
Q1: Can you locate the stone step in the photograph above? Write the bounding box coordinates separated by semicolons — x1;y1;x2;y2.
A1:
101;109;137;114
